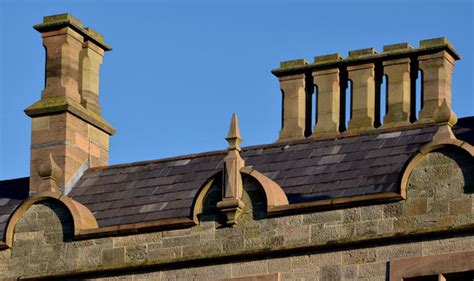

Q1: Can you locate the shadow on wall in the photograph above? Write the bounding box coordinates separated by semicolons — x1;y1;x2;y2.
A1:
445;148;474;194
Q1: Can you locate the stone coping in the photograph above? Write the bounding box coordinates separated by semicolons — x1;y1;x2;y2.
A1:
272;38;460;77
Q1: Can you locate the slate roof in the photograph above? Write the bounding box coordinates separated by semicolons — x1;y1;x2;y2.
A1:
0;118;473;240
69;125;441;228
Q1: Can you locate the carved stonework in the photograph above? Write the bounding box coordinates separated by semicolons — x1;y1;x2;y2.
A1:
433;99;457;140
37;153;62;193
217;113;245;226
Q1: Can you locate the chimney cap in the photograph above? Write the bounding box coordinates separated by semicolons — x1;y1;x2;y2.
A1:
280;59;308;69
348;48;377;58
383;42;413;52
314;53;343;64
34;13;112;51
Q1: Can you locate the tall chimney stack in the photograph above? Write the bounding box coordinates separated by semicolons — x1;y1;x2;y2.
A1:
25;14;115;193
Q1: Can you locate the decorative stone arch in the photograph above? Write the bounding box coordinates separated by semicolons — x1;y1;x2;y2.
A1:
399;139;474;199
192;168;289;223
4;191;98;248
240;167;289;211
192;172;221;223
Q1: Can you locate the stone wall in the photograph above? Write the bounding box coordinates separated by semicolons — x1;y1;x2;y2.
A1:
0;149;472;280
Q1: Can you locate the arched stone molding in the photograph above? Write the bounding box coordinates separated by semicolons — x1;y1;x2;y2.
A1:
240;167;289;211
192;168;289;223
192;175;219;223
400;138;474;199
4;191;98;248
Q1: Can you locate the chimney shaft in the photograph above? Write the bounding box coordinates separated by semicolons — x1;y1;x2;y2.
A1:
347;62;376;131
278;71;307;142
272;38;460;142
41;27;83;103
25;14;114;193
382;54;412;127
79;35;104;114
312;67;340;136
418;39;456;123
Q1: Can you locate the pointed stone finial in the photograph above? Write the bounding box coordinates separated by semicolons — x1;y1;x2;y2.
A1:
226;113;243;151
37;153;62;192
217;113;246;226
433;99;457;126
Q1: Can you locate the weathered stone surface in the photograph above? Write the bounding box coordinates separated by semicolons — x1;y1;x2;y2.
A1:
27;14;113;193
102;247;125;265
278;74;306;141
1;148;472;280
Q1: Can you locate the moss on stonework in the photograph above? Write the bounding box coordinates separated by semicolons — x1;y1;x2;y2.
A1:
42;13;83;27
33;13;112;51
272;39;460;76
25;96;115;135
280;59;308;69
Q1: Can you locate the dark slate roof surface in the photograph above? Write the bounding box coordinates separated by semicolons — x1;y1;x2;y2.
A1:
1;118;473;238
69;125;441;228
454;116;474;144
0;177;29;240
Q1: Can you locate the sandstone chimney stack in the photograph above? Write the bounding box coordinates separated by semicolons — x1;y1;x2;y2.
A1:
25;14;115;193
272;38;460;142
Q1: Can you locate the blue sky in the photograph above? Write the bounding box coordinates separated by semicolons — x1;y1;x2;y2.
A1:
1;0;473;180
